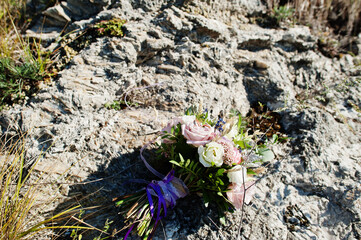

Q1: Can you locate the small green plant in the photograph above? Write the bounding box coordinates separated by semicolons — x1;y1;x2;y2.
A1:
69;210;86;240
93;219;113;240
0;1;55;109
272;5;295;24
94;19;126;37
0;57;42;108
336;77;361;94
104;100;139;110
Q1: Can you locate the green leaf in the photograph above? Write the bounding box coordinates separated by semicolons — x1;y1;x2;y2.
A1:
247;169;257;175
237;115;242;131
171;126;175;135
185;159;191;168
258;148;275;162
115;200;125;206
169;160;181;167
272;134;278;143
216;168;225;176
179;154;185;163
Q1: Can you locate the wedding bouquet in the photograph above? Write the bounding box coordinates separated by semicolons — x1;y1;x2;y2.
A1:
115;107;275;239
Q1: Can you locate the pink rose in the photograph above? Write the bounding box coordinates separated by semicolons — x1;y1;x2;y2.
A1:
226;181;255;209
161;115;196;143
181;121;216;147
217;137;242;166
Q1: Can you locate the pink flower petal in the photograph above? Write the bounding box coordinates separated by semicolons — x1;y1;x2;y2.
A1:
226;182;255;209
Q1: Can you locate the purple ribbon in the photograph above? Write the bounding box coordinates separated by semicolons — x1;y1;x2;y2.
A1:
124;224;135;239
140;142;189;222
146;170;189;222
140;142;165;179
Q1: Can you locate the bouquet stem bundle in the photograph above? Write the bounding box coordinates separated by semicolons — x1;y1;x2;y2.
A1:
115;169;189;239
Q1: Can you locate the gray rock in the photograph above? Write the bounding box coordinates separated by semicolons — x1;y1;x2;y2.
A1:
187;14;231;42
130;0;168;12
2;0;361;239
42;4;72;26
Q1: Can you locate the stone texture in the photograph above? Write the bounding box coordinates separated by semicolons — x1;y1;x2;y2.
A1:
2;0;361;239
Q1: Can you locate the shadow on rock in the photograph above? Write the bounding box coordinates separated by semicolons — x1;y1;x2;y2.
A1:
52;147;215;239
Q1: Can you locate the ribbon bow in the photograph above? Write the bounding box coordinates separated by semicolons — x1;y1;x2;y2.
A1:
140;143;189;222
146;170;189;222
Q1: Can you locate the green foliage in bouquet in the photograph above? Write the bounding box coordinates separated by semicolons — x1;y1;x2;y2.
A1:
170;154;232;215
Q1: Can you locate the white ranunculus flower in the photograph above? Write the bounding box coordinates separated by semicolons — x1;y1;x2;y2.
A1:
227;165;247;185
198;142;224;167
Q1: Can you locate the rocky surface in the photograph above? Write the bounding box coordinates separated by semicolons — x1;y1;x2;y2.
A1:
2;0;361;239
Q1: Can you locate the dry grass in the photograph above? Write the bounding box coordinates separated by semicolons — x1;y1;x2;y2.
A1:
267;0;361;36
0;0;28;59
0;132;44;239
0;130;93;239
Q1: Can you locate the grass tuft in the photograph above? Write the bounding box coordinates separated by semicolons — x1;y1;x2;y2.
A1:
272;5;295;25
267;0;361;36
0;57;42;109
0;131;95;239
0;0;27;59
0;132;43;239
0;1;55;109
